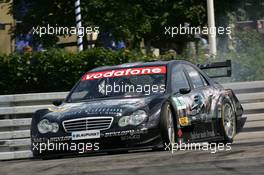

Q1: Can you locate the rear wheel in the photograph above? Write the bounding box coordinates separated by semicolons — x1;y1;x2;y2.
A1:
160;103;176;147
220;100;236;143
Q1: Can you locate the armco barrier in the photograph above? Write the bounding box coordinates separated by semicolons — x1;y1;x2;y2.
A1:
0;81;264;160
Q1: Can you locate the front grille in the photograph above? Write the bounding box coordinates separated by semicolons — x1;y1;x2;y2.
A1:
63;117;113;133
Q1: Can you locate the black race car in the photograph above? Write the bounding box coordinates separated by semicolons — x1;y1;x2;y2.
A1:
31;60;246;158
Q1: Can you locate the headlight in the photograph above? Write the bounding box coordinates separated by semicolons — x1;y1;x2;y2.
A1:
37;119;59;134
51;122;59;133
118;110;147;127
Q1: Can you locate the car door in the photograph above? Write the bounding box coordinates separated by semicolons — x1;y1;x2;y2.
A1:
183;64;216;141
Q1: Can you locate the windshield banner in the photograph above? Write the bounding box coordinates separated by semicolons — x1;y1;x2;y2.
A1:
81;66;166;81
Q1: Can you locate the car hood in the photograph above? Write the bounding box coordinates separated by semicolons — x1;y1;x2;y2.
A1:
45;95;165;121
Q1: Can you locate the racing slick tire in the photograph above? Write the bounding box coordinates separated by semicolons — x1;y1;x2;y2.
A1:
160;102;176;148
220;99;236;143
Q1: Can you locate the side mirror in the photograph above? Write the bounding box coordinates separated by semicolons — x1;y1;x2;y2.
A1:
179;88;191;95
52;100;63;106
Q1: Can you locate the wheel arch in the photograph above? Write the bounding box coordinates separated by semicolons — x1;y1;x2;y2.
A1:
215;92;236;120
166;98;179;122
158;99;179;131
215;92;238;139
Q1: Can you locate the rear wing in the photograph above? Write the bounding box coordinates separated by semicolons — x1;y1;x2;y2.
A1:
197;60;232;78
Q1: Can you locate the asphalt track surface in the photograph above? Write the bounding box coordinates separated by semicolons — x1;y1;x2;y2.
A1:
1;114;264;175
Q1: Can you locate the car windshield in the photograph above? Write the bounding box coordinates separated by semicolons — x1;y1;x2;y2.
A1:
67;66;167;102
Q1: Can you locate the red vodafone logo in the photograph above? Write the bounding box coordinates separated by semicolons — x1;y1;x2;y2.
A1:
82;66;166;81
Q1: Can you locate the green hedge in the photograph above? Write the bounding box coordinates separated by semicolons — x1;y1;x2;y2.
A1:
0;48;152;95
1;31;263;95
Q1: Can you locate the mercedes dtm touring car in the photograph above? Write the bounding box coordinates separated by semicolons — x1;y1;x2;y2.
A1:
31;60;246;158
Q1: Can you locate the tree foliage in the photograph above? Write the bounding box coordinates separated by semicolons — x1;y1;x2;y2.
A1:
0;47;153;94
2;0;264;48
4;0;208;47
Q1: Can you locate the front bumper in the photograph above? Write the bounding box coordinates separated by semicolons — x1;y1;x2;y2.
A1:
31;127;162;157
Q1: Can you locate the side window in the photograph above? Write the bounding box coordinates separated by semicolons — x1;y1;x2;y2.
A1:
171;65;190;92
184;65;204;89
200;74;209;86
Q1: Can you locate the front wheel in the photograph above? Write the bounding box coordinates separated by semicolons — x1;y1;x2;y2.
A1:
160;103;176;147
220;100;236;143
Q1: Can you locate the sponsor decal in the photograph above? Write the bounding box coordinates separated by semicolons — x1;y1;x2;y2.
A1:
85;107;123;113
172;97;187;110
179;116;189;126
190;130;215;140
72;130;100;140
63;107;123;116
32;136;71;143
177;129;183;137
121;135;141;141
81;66;166;81
48;103;81;113
102;129;148;137
48;106;67;112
